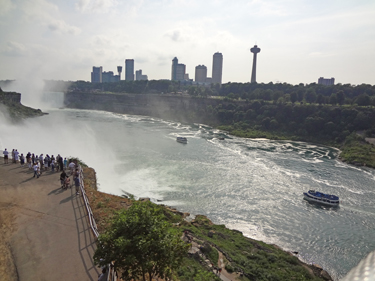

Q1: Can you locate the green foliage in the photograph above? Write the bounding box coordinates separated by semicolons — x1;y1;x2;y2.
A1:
340;133;375;168
94;201;189;281
176;257;221;281
193;269;219;281
181;216;323;281
68;157;88;167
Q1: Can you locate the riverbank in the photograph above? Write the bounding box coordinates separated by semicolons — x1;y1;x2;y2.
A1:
82;166;333;280
0;159;99;280
217;124;375;168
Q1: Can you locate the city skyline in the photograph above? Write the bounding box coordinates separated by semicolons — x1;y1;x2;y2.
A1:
1;0;375;86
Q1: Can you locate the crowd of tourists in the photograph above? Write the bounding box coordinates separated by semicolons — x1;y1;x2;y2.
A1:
2;148;81;195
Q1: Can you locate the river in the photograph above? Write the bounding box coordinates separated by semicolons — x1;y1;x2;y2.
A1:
1;105;375;280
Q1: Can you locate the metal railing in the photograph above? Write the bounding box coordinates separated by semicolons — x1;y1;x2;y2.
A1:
77;166;117;281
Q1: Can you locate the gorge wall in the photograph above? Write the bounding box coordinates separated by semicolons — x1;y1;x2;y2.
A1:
64;92;226;124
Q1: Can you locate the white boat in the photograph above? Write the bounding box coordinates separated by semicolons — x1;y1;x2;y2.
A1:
176;137;187;144
303;190;339;207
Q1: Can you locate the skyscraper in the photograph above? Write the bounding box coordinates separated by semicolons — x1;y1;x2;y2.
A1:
136;70;148;80
91;66;102;83
195;65;207;83
171;57;178;81
212;52;223;85
171;57;186;81
125;59;134;81
250;45;261;83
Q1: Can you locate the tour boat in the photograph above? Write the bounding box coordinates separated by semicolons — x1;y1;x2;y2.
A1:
176;137;187;144
303;190;339;207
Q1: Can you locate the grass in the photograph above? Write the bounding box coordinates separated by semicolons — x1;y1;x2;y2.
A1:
179;215;325;281
340;134;375;168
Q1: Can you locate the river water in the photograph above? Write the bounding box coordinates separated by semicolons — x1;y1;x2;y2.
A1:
1;106;375;280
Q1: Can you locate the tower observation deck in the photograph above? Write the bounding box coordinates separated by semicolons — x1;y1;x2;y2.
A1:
250;45;261;83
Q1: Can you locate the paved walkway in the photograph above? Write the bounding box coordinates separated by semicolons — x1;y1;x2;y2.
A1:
0;160;100;280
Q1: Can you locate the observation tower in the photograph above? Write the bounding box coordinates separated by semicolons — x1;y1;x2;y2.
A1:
250;45;261;83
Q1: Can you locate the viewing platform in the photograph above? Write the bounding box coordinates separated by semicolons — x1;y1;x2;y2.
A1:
0;158;100;280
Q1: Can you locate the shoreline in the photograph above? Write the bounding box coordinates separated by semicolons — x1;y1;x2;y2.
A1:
81;165;334;281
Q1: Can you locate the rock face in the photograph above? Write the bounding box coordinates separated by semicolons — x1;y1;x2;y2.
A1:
0;91;21;103
64;92;232;124
0;91;44;120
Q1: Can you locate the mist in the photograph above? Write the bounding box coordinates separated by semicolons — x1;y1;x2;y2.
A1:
0;91;120;194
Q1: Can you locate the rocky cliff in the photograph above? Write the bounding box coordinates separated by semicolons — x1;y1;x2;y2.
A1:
0;89;45;120
64;91;226;124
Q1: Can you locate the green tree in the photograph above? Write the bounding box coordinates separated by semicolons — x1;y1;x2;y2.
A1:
290;92;297;104
316;94;324;105
336;90;345;105
305;88;317;104
94;201;189;281
329;93;337;105
356;94;371;106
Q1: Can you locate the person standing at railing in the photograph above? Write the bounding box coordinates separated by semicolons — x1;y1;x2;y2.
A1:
57;154;63;171
97;268;107;281
12;149;15;163
14;149;19;163
26;152;31;168
74;176;80;195
3;148;9;164
20;153;25;166
68;160;75;175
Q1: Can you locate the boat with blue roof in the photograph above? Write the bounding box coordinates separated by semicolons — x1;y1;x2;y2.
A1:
176;137;187;144
303;190;340;207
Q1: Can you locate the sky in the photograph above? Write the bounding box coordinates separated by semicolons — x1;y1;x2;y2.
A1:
1;0;375;86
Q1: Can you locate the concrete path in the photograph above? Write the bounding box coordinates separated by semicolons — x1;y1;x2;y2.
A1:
0;160;100;280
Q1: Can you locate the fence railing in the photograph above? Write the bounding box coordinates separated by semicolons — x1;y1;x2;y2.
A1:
78;166;117;281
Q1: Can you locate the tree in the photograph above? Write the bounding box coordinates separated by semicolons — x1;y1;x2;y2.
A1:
356;94;371;106
316;94;324;105
290;92;297;104
329;93;337;105
336;90;345;105
94;201;189;281
305;88;317;104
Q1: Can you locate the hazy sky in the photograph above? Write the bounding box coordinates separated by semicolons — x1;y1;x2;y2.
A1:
1;0;375;85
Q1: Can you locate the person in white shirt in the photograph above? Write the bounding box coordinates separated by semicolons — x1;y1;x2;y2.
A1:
14;149;19;163
3;148;9;164
33;163;39;178
68;161;75;175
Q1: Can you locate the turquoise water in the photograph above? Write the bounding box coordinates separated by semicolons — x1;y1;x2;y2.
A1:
1;108;375;280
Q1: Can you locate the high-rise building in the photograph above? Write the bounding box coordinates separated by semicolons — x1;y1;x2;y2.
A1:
250;45;261;83
171;57;178;81
212;52;223;85
125;59;134;81
102;71;120;83
318;77;335;85
91;66;102;83
136;70;148;80
171;57;186;81
195;65;207;83
102;71;114;83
